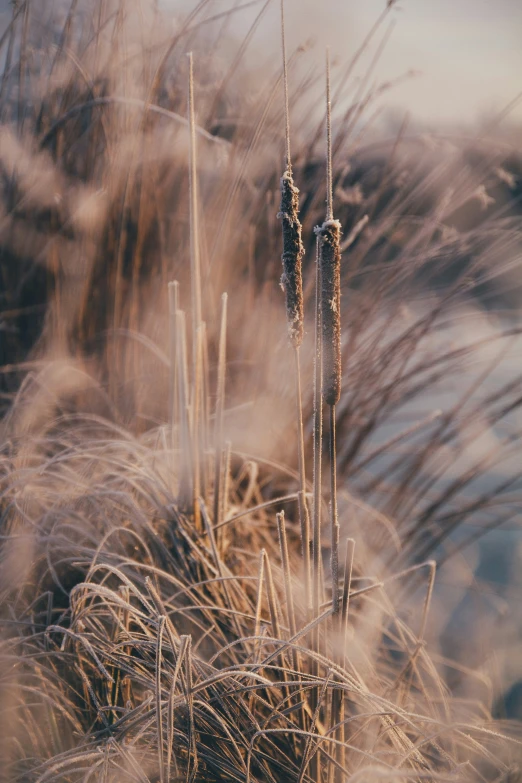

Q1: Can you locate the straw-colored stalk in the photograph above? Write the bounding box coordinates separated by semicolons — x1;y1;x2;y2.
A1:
317;217;342;622
213;293;228;543
187;51;203;360
276;509;310;736
187;53;203;531
312;230;323;658
155;615;166;783
176;308;192;511
168;281;179;455
192;324;204;531
278;0;310;614
316;48;344;779
315;48;343;628
339;538;355;777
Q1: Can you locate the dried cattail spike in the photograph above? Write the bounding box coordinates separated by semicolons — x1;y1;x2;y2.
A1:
278;0;304;348
317;48;342;406
279;170;305;348
316;217;342;405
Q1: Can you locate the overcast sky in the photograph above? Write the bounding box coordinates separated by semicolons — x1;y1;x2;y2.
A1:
170;0;522;128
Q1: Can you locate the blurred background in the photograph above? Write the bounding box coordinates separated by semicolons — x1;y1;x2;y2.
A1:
170;0;522;128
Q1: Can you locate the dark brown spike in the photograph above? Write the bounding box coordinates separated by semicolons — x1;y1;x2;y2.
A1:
316;218;342;406
279;170;305;348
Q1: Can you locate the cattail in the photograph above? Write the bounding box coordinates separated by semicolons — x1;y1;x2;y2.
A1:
316;217;342;405
317;48;342;407
278;0;310;615
278;0;304;349
279;170;305;348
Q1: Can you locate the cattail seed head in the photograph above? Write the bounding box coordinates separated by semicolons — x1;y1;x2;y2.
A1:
278;169;305;349
316;217;342;406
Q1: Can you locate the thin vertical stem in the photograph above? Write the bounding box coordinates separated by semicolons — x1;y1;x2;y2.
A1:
192;325;204;531
262;550;281;640
18;0;30;134
325;48;333;222
200;320;212;503
294;347;311;613
176;309;192;510
341;539;355;667
280;0;291;171
155;615;166;783
330;406;340;617
213;293;228;534
220;440;232;532
249;552;265;713
187;51;203;373
312;235;323;631
337;541;355;779
168;281;179;453
276;511;296;640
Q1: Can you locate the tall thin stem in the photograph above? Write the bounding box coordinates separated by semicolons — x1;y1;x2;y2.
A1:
312;234;323;633
213;293;228;538
280;0;291;171
168;281;179;454
187;51;203;374
325;48;333;222
295;347;311;613
329;406;339;617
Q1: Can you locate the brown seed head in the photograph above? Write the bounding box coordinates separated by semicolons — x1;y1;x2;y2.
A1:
316;218;342;406
279;169;305;348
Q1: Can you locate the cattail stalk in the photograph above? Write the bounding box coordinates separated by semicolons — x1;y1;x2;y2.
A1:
341;539;355;665
315;51;342;623
316;49;344;779
278;0;310;614
312;230;323;635
339;538;354;777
